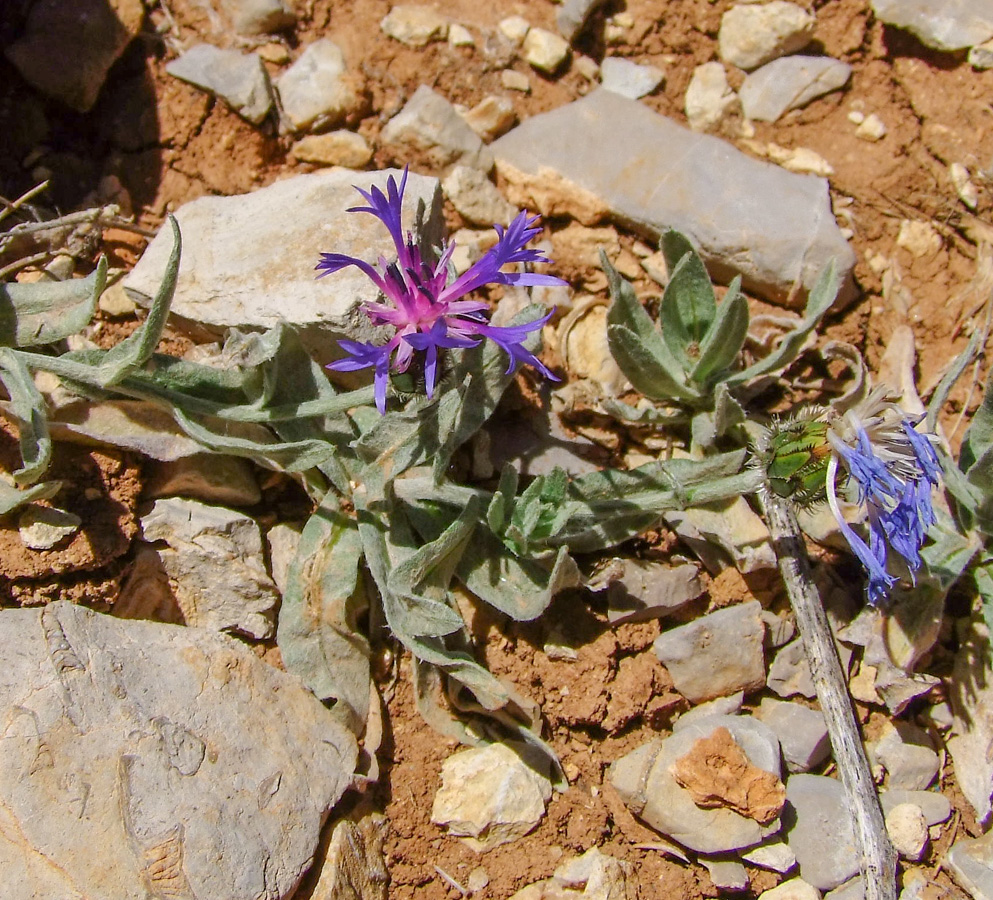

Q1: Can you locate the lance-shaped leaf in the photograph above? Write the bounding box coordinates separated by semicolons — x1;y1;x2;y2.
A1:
275;496;370;735
0;256;107;348
725;260;839;386
659;230;717;368
0;478;61;517
603;252;700;402
690;277;748;385
0;347;51;485
961;373;993;532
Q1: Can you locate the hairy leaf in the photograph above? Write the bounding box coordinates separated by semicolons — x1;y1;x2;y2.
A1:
660;230;717;365
691;277;748;385
0;348;51;485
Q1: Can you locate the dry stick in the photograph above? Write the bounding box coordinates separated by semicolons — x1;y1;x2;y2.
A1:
760;490;897;900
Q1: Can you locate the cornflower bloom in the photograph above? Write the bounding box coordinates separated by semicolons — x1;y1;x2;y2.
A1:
317;169;566;413
824;387;941;605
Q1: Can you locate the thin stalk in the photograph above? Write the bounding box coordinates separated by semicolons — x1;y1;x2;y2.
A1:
760;490;897;900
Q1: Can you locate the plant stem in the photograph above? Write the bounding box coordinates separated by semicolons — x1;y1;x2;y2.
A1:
760;490;897;900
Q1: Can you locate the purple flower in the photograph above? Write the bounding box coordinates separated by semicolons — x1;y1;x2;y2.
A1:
825;388;941;604
319;168;565;413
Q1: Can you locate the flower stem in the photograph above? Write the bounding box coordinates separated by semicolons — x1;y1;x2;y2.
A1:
759;490;897;900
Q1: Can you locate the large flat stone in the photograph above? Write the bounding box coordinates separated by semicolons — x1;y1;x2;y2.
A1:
871;0;993;51
0;602;357;900
491;89;855;307
124;169;443;360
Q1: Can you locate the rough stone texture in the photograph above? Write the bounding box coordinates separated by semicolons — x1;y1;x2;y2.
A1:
946;830;993;900
755;697;830;773
508;847;635;900
600;57;665;99
143;454;261;507
824;880;863;900
687;61;740;132
382;85;495;173
609;715;784;854
124;169;443;362
884;803;928;861
0;602;357;900
870;0;993;51
879;789;951;826
742;840;798;874
664;496;776;573
140;498;280;639
701;858;749;892
605;560;703;623
166;45;273;124
673;694;745;731
442;165;519;226
18;506;81;550
308;815;389;900
557;0;610;42
759;878;822;900
784;774;860;890
220;0;295;35
276;39;366;133
292;131;374;168
869;721;939;790
499;16;532;46
5;0;145;112
380;5;449;47
431;743;552;851
718;2;816;70
523;28;571;74
461;95;518;142
672;726;786;824
739;57;852;123
491;90;855;307
768;637;853;699
653;601;766;703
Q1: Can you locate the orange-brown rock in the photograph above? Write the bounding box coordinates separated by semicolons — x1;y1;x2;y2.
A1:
671;726;786;825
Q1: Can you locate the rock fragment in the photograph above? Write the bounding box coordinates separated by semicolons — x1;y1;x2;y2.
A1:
784;774;860;891
499;16;532;46
166;45;273;124
755;698;830;773
501;70;532;93
970;37;993;67
291;131;373;168
604;560;703;624
742;840;798;874
442;166;519;226
884;803;928;861
946;830;993;900
276;40;366;133
685;62;741;132
869;0;993;51
220;0;295;35
718;2;817;70
18;506;81;550
0;602;357;900
557;0;610;43
654;601;766;703
701;858;750;892
461;95;518;141
140;498;279;639
869;722;939;790
759;878;822;900
855;113;887;142
523;28;571;74
896;220;941;258
308;815;389;900
768;637;853;699
431;743;552;851
879;789;951;826
449;24;475;47
382;85;494;172
143;454;261;507
950;162;980;208
600;57;664;99
739;57;851;122
508;847;635;900
380;5;450;47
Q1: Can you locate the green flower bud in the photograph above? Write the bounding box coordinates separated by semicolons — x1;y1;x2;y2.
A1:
760;416;831;506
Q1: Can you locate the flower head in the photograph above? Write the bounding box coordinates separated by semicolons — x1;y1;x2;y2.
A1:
823;387;941;605
318;168;565;413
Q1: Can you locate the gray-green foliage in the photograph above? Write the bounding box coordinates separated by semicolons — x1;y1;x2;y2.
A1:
0;218;763;764
602;230;839;449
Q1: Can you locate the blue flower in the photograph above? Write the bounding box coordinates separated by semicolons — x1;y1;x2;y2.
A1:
318;168;566;413
825;388;941;605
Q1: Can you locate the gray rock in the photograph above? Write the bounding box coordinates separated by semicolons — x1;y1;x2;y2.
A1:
702;858;749;891
685;62;741;132
739;56;852;123
220;0;295;35
124;169;443;362
442;165;519;226
742;839;798;874
4;0;144;112
276;40;366;134
759;878;821;900
869;722;939;790
946;830;993;900
600;57;665;99
664;497;776;573
784;774;859;890
755;698;830;773
380;5;449;47
654;601;766;703
18;506;81;550
605;560;703;624
608;715;784;854
768;637;854;699
382;85;494;173
431;743;551;851
880;789;951;826
140;498;280;639
143;454;261;507
0;602;357;900
718;2;816;70
870;0;993;51
166;45;273;124
825;880;864;900
557;0;610;42
491;89;855;307
673;693;744;731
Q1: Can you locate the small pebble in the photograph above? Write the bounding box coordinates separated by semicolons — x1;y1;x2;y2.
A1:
257;42;289;64
522;27;570;74
448;23;474;47
501;69;531;92
19;506;82;550
885;803;929;861
856;113;886;141
498;15;531;46
949;162;979;209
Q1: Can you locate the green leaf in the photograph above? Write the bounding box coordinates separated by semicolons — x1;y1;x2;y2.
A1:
486;463;518;534
0;347;51;485
659;230;717;364
0;256;107;348
276;495;370;733
961;372;993;475
974;556;993;637
725;259;839;386
926;324;987;434
0;479;61;517
690;277;749;385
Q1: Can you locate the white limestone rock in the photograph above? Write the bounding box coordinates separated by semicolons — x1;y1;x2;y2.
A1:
759;878;822;900
276;39;366;133
870;0;993;51
719;2;817;70
442;165;519;226
523;27;571;74
685;61;741;132
292;131;373;168
380;5;449;47
739;56;851;123
884;803;929;861
600;57;665;99
460;95;518;142
166;45;273;124
0;602;357;900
